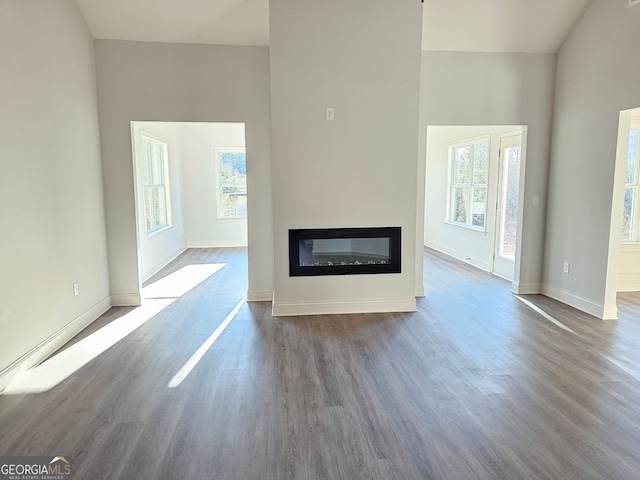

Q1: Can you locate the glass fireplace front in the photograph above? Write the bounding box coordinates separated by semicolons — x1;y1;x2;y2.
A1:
289;227;401;276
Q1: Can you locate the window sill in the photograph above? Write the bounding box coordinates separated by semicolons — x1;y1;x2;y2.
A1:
147;225;172;238
445;221;486;234
216;216;247;222
620;241;640;251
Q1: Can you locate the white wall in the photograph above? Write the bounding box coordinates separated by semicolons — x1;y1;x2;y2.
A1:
269;0;422;315
132;122;187;282
95;41;273;304
0;1;110;385
418;52;556;294
181;122;248;248
425;126;520;272
618;245;640;292
545;0;640;319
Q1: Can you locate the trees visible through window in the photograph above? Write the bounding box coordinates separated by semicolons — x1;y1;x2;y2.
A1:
622;124;640;241
215;147;247;219
142;135;170;235
448;137;489;230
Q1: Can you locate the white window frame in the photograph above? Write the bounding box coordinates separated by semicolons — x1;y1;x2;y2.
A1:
446;136;490;232
622;122;640;243
141;134;171;236
214;146;247;220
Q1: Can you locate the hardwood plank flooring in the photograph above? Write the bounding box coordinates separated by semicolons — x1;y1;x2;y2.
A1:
1;247;640;479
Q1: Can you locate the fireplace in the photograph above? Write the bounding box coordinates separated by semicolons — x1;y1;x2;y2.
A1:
289;227;401;276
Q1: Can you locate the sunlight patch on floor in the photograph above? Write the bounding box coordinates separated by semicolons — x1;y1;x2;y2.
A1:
2;263;227;395
3;299;174;395
515;295;577;335
142;263;226;299
168;296;247;388
602;354;640;383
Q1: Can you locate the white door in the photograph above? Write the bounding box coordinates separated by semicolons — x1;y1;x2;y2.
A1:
493;134;522;281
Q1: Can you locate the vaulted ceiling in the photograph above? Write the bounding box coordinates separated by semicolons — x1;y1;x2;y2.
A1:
75;0;592;53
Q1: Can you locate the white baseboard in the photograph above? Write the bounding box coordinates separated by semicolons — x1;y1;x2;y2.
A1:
426;242;492;272
492;271;512;282
111;293;142;306
247;290;273;302
142;245;187;282
187;241;248;248
0;296;111;392
541;284;617;320
272;298;417;317
512;282;542;295
602;304;618;320
415;284;425;297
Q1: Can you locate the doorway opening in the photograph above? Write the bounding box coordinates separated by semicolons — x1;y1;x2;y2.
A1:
130;121;248;291
424;125;527;286
493;133;523;281
604;107;640;318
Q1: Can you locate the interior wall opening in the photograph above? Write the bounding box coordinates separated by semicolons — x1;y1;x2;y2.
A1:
130;121;248;296
606;107;640;315
424;125;527;286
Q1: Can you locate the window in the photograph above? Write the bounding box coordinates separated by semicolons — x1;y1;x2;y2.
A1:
447;137;489;230
214;147;247;219
142;134;170;235
622;124;640;242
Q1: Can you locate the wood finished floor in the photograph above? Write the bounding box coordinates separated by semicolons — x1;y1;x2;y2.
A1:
1;247;640;479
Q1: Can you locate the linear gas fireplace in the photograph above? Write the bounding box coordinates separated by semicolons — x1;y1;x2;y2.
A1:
289;227;401;276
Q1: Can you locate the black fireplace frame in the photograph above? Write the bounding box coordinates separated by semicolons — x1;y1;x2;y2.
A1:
289;227;401;277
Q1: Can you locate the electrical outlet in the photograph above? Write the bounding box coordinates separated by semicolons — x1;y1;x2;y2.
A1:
563;262;570;274
73;282;79;296
325;107;335;121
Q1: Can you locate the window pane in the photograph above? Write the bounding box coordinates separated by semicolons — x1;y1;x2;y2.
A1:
153;186;167;228
218;150;247;218
141;136;170;233
222;190;247;218
220;152;247;184
144;188;153;232
143;142;152;186
499;146;522;258
473;142;489;185
234;193;247;217
453;187;468;223
628;130;639;185
152;187;161;227
152;147;164;186
453;147;470;184
471;187;486;228
622;187;635;240
221;185;247;218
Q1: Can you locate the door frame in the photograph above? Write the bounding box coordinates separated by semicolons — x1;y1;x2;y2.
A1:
492;132;523;281
603;107;640;319
420;125;529;293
